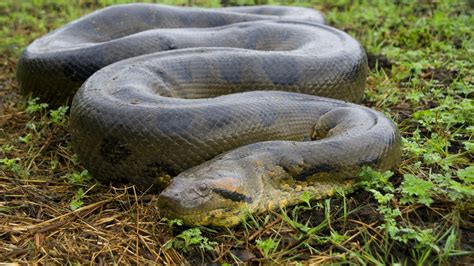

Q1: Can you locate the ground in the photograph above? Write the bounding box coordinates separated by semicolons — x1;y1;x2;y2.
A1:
0;0;473;264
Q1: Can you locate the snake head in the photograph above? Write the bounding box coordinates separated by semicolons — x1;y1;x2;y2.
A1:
158;167;255;226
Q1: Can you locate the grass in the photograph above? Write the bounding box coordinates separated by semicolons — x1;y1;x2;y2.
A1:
0;0;473;264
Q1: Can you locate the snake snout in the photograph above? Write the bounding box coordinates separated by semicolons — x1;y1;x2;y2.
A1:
157;189;193;217
157;190;181;212
158;178;212;215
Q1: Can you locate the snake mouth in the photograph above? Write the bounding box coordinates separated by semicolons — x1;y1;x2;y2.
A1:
157;195;243;226
157;178;252;226
157;182;221;215
157;192;203;216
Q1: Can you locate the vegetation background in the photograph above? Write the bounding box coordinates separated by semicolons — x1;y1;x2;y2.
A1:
0;0;472;264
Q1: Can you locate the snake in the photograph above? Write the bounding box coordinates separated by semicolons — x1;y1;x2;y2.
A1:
16;4;401;226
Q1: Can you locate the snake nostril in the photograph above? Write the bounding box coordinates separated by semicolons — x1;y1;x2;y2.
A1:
158;192;180;209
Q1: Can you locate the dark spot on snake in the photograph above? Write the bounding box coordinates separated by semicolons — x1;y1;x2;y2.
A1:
158;36;177;51
207;14;227;27
157;110;194;135
295;164;334;181
143;161;177;189
179;14;193;26
207;108;233;129
213;188;253;203
357;156;380;167
259;111;279;127
220;57;241;83
144;161;178;177
100;136;131;164
261;56;298;86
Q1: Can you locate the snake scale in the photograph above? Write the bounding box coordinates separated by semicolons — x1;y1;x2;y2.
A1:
17;4;401;226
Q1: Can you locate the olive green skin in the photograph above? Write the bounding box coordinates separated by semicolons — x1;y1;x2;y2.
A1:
16;4;401;226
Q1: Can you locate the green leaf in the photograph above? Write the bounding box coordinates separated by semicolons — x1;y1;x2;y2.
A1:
299;191;311;207
358;167;394;192
463;141;474;153
66;170;93;184
18;133;33;144
49;106;69;125
256;237;279;258
400;174;434;206
26;97;48;113
457;166;474;183
165;228;217;253
70;188;85;211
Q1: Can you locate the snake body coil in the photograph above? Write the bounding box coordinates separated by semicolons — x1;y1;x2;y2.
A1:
17;4;401;226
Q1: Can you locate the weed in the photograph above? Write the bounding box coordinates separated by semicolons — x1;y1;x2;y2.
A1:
49;106;69;125
400;174;434;206
164;228;217;253
18;133;33;144
161;217;184;228
0;157;22;174
0;144;15;152
457;166;473;183
66;170;94;185
358;166;394;192
299;191;312;208
70;188;85;210
25;97;48;114
256;237;280;258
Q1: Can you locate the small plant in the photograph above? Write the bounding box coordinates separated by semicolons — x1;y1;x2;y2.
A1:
164;228;217;253
161;217;183;228
412;97;473;132
49;106;69;125
0;157;22;174
299;191;312;208
26;97;49;114
18;133;33;144
256;237;280;258
431;171;474;202
463;140;474;153
50;159;59;170
70;188;85;211
457;166;473;183
358;167;458;260
368;188;401;239
0;144;15;152
71;154;81;165
400;174;434;206
66;170;93;184
358;166;394;192
329;231;349;245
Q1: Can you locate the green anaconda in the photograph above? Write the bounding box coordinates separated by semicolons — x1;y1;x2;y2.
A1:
17;4;401;226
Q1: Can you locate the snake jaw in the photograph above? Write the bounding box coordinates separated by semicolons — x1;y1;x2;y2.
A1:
157;163;260;226
157;175;246;224
158;177;211;210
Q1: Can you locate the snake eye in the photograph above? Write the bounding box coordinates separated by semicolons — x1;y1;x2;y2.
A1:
195;183;210;196
198;183;208;191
